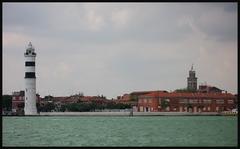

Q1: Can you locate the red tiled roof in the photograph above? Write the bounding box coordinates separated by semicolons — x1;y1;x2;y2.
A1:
139;91;235;99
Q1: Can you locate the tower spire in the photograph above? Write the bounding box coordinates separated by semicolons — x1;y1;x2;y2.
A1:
191;63;194;71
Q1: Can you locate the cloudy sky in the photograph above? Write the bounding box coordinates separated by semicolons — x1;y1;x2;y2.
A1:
3;3;238;98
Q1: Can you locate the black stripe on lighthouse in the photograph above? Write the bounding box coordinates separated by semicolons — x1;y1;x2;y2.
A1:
25;72;36;78
25;61;35;66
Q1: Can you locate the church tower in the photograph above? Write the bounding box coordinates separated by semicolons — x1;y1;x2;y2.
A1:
187;64;197;91
24;42;37;115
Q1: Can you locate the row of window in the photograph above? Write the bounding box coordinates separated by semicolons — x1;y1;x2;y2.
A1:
140;105;225;112
139;98;234;104
179;99;232;104
12;96;24;100
139;99;152;103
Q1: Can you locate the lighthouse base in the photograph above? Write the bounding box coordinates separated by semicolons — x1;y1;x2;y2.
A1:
24;108;38;115
24;78;38;115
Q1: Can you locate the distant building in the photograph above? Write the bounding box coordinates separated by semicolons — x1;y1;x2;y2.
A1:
187;65;197;91
116;90;168;109
138;91;236;112
12;91;41;115
198;85;223;93
117;94;130;102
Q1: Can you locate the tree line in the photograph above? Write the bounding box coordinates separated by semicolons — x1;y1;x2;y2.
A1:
39;101;131;112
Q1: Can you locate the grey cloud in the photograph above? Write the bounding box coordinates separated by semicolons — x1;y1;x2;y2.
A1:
3;3;237;98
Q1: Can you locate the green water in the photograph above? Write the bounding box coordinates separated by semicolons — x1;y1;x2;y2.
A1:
2;116;238;147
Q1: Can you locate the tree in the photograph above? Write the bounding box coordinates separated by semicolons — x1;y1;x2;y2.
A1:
36;103;41;113
187;103;193;112
44;95;54;100
130;95;138;101
161;99;170;111
2;95;12;111
174;88;197;93
41;102;55;112
60;105;66;112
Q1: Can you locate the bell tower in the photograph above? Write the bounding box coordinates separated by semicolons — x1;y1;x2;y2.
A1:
187;64;197;91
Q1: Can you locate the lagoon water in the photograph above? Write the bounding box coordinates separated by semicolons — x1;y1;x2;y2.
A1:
2;116;237;147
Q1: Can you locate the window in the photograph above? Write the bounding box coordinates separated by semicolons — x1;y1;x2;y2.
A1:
203;99;212;104
207;106;211;111
228;100;234;104
144;99;147;103
140;106;144;112
179;99;188;104
158;98;161;104
189;99;198;104
166;107;170;111
216;99;224;104
149;99;152;103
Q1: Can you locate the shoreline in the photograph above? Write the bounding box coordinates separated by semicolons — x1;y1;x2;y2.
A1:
36;111;235;116
3;112;237;116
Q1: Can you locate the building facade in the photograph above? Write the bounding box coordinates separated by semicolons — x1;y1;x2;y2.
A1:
12;91;41;115
138;91;236;112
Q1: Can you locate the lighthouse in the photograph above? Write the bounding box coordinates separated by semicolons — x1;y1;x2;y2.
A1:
24;42;37;115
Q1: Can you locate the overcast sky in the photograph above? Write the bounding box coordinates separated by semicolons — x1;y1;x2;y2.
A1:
3;3;238;98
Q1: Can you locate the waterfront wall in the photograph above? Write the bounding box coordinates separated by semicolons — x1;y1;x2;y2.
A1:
39;112;220;116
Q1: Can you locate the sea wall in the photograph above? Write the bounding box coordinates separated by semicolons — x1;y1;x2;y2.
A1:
39;112;221;116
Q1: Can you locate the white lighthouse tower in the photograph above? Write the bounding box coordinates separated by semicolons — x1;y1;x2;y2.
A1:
24;42;38;115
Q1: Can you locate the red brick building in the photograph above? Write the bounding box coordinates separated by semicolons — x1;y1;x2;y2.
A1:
12;91;41;115
138;91;236;112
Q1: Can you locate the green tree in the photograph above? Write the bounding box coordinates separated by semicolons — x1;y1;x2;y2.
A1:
174;88;197;93
2;95;12;111
41;102;55;112
130;95;138;101
60;105;66;112
44;95;54;100
161;99;170;111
